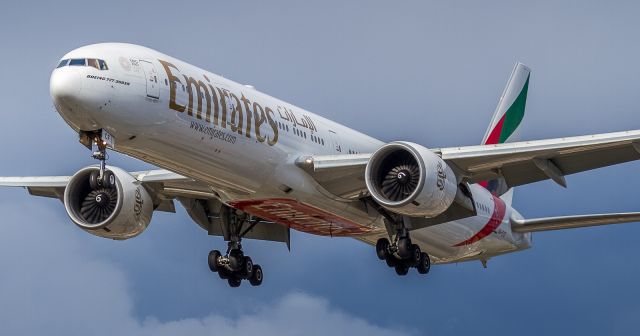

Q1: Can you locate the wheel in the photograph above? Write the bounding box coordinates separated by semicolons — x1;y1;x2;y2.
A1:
249;265;263;286
228;277;242;288
394;263;409;276
103;170;116;189
385;255;399;268
417;252;431;274
228;249;243;271
409;244;422;267
397;237;412;259
376;238;390;260
242;256;254;278
218;268;230;280
208;250;221;272
89;171;100;190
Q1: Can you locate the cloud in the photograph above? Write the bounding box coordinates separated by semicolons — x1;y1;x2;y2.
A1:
135;293;409;336
0;200;409;336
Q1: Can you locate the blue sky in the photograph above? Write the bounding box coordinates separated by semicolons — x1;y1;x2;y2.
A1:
1;1;640;335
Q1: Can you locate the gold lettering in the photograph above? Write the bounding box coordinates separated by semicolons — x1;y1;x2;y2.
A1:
158;60;185;113
215;88;229;128
203;77;220;125
183;76;211;120
229;92;243;135
265;107;279;146
240;94;253;138
253;102;266;143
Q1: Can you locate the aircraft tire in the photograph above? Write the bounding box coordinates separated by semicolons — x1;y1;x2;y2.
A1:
376;238;390;260
385;255;399;267
394;263;409;276
241;256;254;278
208;250;222;272
417;252;431;274
397;238;412;259
249;265;263;286
409;244;422;267
228;277;242;288
89;171;100;190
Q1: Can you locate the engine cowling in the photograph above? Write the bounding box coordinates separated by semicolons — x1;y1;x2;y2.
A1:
365;142;458;217
63;166;153;240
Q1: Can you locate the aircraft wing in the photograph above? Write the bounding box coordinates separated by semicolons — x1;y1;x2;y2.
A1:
511;212;640;233
297;130;640;197
0;169;290;244
437;129;640;187
0;170;202;209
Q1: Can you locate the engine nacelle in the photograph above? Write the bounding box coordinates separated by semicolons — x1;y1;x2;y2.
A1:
365;142;458;217
63;166;153;240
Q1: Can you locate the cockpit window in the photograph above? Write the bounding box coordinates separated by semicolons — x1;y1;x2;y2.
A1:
87;58;99;69
69;58;86;66
57;59;69;68
56;58;109;70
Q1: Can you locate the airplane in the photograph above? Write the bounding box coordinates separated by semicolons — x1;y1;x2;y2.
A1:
2;43;640;288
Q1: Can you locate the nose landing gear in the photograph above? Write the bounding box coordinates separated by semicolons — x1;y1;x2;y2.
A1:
81;129;116;189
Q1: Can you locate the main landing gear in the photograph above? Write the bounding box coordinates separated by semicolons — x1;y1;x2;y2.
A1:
207;208;263;287
375;227;431;276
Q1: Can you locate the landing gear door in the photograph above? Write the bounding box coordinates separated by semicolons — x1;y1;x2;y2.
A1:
140;60;160;99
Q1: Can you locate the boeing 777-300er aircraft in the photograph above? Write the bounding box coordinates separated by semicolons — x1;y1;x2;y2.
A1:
2;43;640;287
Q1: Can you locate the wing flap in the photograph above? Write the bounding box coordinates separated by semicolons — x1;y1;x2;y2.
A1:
511;212;640;233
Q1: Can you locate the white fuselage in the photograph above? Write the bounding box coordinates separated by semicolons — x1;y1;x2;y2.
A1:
50;43;531;264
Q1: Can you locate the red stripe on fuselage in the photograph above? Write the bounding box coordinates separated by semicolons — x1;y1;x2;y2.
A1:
453;195;507;247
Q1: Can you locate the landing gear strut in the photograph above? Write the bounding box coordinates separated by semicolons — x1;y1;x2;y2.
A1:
85;130;115;189
207;207;264;287
375;221;431;276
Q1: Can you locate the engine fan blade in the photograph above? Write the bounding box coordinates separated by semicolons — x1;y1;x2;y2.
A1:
80;188;117;224
380;160;420;202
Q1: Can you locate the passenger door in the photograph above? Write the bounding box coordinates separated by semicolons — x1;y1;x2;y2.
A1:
328;129;342;154
139;60;160;99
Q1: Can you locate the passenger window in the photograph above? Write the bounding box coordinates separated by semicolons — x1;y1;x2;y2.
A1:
87;59;99;69
69;58;86;66
56;59;69;68
98;60;108;70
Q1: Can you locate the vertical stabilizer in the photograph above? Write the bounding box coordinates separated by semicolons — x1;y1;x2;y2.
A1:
480;63;531;196
482;63;530;145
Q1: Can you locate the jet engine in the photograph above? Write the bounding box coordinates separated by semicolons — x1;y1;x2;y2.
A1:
63;166;153;240
365;142;457;217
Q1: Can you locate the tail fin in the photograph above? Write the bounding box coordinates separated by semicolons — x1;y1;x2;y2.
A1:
482;63;530;145
480;63;531;196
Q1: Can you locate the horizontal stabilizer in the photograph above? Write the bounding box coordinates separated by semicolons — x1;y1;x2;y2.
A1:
511;212;640;233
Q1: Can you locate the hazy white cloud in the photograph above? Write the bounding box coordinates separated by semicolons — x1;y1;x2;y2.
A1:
0;201;409;336
134;293;409;336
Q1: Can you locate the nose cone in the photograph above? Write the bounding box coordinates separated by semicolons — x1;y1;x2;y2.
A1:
50;68;81;106
50;68;99;131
